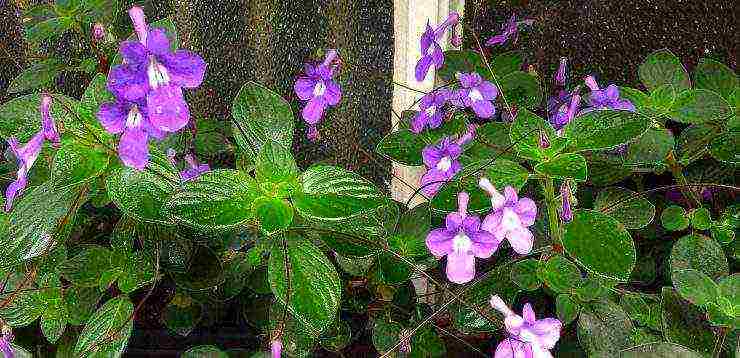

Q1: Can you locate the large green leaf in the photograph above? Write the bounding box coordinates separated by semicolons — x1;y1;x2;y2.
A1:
81;73;116;114
389;203;431;258
437;50;487;83
3;182;83;267
621;343;704;358
623;127;674;167
268;234;341;336
510;258;542;290
563;210;636;281
107;148;179;224
563;110;651;151
376;129;426;166
7;58;65;94
231;81;294;158
293;165;386;221
24;17;73;43
676;124;720;165
255;140;299;185
254;197;294;234
594;187;655;229
672;269;720;307
670;233;728;280
577;299;634;356
51;141;109;188
661;287;715;356
638;49;691;92
165;170;260;231
462;121;516;162
669;89;732;124
693;58;738;101
499;71;542;109
74;296;135;358
60;245;112;287
709;131;739;164
0;93;77;142
509;109;559;160
182;346;228;358
534;153;588;181
538;255;581;293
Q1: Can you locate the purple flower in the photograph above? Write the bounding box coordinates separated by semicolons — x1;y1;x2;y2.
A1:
490;295;562;358
411;89;451;133
4;94;61;212
419;124;476;197
560;182;573;223
294;50;342;136
581;75;636;113
107;7;205;133
479;179;537;255
549;92;581;131
553;57;567;87
0;331;14;358
426;192;500;284
452;72;498;119
98;100;165;170
485;14;534;47
271;339;281;358
415;12;461;82
180;153;210;181
92;23;105;41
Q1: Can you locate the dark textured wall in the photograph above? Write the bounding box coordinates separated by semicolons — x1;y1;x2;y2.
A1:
464;0;736;87
0;2;27;104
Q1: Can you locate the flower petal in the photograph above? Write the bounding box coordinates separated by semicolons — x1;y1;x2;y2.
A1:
301;97;326;125
420;168;448;197
119;41;147;66
471;99;495;118
494;339;530;358
522;303;536;323
323;81;342;106
426;228;454;257
5;169;28;212
415;55;433;82
146;28;172;56
446;249;475;284
515;197;537;227
411;112;430;134
507;226;534;255
504;186;519;205
162;50;207;88
97;102;128;134
294;77;317;101
481;211;505;239
118;127;149;170
147;85;190;132
108;64;149;101
422;143;444;168
531;318;562;350
478;81;499;99
469;230;502;258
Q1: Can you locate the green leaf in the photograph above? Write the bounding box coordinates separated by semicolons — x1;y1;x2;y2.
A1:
182;346;228;358
376;129;426;166
556;294;580;325
563;210;636;281
661;287;715;355
595;187;656;229
165;170;260;231
320;320;351;352
491;51;523;78
451;263;517;333
268;234;341;336
509;109;557;160
24;17;73;43
431;158;529;214
254;197;294;234
621;343;704;358
409;326;446;358
620;292;662;331
661;205;689;231
462;122;516;162
670;233;728;280
649;84;678;115
114;250;155;293
106;148;179;224
293;165;386;221
676;124;719;165
64;286;102;325
51;141;109;188
231;81;294;158
0;272;45;326
61;245;112;287
587;153;632;186
577;299;634;356
3;182;82;266
499;71;542;109
437;50;487;83
81;73;115;114
709;131;739;164
164;299;201;336
255;141;299;185
623;127;674;167
539;255;582;293
171;245;225;291
718;274;739;310
563;110;651;152
390;203;431;258
534;153;587;181
0;93;77;142
8;58;65;94
689;207;712;230
693;58;738;101
510;258;542;290
638;49;691;92
371;318;402;355
74;296;135;358
669;89;732;124
40;299;67;343
672;269;720;307
55;0;81;13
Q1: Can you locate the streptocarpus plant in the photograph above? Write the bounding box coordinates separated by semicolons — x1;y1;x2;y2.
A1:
0;5;738;358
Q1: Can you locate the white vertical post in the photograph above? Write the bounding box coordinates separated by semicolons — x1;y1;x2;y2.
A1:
391;0;464;207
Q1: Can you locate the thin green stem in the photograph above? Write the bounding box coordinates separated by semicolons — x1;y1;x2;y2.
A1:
542;177;561;246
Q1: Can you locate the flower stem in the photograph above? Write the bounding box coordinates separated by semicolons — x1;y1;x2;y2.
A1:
542;177;561;246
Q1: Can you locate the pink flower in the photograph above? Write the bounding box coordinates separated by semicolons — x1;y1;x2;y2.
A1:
426;192;501;284
479;179;537;255
490;295;562;358
271;339;282;358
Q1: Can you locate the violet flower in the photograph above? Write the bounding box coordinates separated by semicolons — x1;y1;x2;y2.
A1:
419;124;476;197
479;178;537;255
411;89;451;133
271;339;282;358
98;100;165;170
107;7;205;132
581;75;636;113
560;182;573;223
485;14;534;47
294;50;342;137
426;192;500;284
5;94;61;212
549;92;581;131
415;12;461;81
0;331;13;358
92;23;105;42
180;153;210;181
490;295;562;358
553;57;567;87
452;72;498;119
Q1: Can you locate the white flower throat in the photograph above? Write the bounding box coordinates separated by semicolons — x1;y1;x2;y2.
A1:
425;105;437;116
126;106;143;128
313;81;327;97
452;232;472;253
147;58;170;88
468;89;484;101
436;156;452;171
